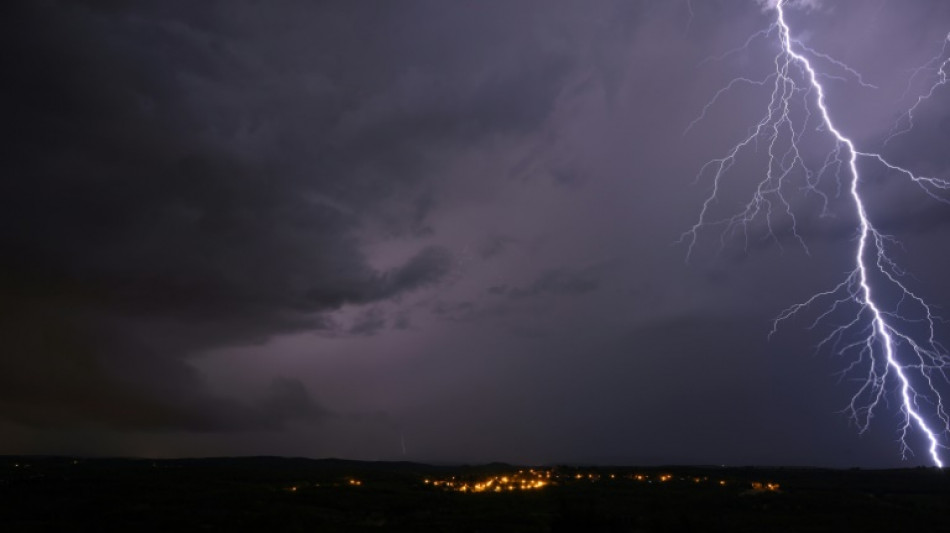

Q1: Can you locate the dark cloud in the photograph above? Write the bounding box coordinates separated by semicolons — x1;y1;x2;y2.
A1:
489;267;602;300
431;301;480;322
259;377;328;425
348;308;387;337
375;247;454;300
0;1;481;430
477;234;520;260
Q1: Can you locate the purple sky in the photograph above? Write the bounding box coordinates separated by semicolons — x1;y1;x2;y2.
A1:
3;0;950;467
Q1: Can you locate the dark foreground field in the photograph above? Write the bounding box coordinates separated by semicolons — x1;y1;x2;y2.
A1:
1;457;948;532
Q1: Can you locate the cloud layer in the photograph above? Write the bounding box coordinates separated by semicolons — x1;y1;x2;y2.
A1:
2;0;949;466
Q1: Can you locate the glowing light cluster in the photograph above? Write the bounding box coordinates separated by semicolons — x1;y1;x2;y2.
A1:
425;469;553;493
423;469;776;493
684;1;950;466
748;481;781;493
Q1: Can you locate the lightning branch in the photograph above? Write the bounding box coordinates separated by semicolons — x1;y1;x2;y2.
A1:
683;0;950;466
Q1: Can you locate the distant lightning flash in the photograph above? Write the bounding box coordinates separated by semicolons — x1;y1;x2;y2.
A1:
684;1;950;466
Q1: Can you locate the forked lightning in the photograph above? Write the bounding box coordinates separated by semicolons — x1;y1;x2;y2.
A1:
684;0;950;466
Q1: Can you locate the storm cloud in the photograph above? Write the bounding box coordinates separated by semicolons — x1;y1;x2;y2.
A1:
2;0;949;466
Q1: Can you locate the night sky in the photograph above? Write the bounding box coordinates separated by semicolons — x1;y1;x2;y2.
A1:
3;0;950;468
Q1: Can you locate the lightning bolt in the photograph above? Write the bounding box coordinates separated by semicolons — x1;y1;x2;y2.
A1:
887;31;950;144
683;1;950;466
